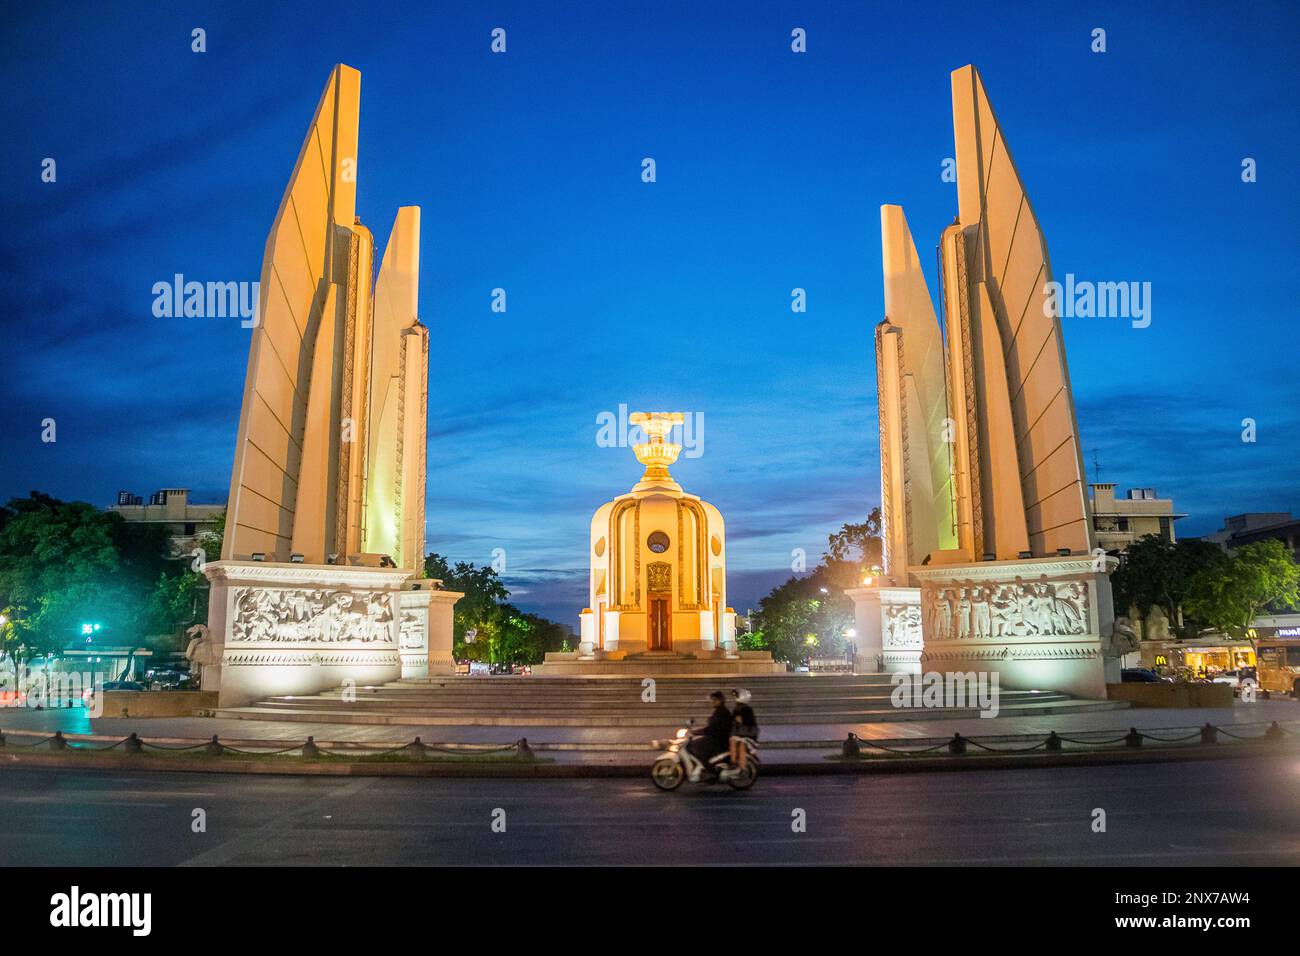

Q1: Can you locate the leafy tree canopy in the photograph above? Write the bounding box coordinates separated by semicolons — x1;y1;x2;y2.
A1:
746;513;881;664
423;552;572;664
1109;536;1229;639
1185;539;1300;637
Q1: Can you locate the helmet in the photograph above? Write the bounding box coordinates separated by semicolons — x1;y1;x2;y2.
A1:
732;688;752;704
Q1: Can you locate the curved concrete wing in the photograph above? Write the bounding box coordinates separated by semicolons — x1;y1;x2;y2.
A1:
365;206;426;571
222;65;361;561
877;205;957;574
950;65;1093;557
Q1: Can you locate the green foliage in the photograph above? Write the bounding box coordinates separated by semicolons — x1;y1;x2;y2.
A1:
745;517;877;664
423;552;572;664
144;510;226;644
0;493;129;669
1110;536;1229;639
1185;539;1300;637
0;495;229;677
825;509;883;572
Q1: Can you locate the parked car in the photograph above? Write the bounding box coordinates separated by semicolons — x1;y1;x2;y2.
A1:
1120;668;1167;683
1210;667;1259;696
100;680;146;692
144;665;194;690
149;672;196;690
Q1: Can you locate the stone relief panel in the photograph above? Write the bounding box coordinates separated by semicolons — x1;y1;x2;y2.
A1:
229;587;397;644
921;576;1089;641
399;608;428;650
883;602;923;649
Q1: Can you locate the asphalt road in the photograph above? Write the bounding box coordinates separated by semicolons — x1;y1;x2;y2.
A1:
1;757;1296;865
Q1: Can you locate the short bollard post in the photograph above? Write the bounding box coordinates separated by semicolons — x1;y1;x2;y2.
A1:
301;736;321;760
1045;731;1062;752
1265;721;1283;742
1124;727;1143;748
205;734;224;757
405;736;429;759
949;733;967;755
50;731;67;751
124;732;144;755
516;737;535;760
842;732;861;758
1200;723;1217;745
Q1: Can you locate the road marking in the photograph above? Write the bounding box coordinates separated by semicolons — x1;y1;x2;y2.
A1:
177;778;373;867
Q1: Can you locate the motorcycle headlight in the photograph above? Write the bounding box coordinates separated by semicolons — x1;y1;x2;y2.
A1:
675;728;688;739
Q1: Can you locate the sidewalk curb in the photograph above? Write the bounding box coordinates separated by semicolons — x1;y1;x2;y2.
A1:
1;740;1293;779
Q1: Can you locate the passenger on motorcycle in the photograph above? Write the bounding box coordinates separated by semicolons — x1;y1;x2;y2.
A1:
687;690;732;782
723;688;758;779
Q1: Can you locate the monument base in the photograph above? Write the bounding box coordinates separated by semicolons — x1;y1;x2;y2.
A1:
535;650;784;676
203;560;461;707
910;555;1113;700
845;581;924;675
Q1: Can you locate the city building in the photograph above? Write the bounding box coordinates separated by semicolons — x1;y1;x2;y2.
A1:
1088;483;1185;553
1203;512;1300;560
108;488;224;558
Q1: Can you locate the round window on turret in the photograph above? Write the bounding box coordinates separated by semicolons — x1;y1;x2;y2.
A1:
647;531;670;554
710;534;722;556
594;536;606;557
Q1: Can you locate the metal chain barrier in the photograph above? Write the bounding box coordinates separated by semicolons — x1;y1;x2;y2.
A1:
839;719;1299;760
1;721;1294;765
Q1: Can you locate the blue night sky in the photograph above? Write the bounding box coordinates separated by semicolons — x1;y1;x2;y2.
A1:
4;1;1298;625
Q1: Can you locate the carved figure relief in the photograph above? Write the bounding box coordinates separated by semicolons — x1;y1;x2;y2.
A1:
230;587;397;644
921;575;1088;641
883;603;923;649
399;609;427;649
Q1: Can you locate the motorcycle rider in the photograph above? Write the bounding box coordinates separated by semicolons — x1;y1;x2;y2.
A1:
687;690;732;782
722;688;758;779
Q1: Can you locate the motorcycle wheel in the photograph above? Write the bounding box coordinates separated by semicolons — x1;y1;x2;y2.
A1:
651;757;685;790
727;763;757;790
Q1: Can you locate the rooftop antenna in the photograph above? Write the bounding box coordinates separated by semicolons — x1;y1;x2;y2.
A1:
1090;448;1101;484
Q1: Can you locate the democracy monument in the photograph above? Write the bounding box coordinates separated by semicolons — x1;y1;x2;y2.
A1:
201;62;1122;712
845;65;1120;699
200;65;460;707
537;411;781;675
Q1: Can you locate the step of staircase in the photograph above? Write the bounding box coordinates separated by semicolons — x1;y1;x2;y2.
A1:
214;674;1129;727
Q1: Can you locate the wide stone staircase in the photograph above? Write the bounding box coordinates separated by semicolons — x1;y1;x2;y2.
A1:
215;673;1130;727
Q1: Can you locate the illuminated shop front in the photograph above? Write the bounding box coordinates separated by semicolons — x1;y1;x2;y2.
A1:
1141;639;1255;675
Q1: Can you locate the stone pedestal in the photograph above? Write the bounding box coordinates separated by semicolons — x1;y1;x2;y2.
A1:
910;555;1113;700
844;586;884;673
203;560;460;707
425;586;462;675
845;582;924;674
397;582;464;678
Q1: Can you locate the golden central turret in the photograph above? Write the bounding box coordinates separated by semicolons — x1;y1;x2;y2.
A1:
629;411;685;484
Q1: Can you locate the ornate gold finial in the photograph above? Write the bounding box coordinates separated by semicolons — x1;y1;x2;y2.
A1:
629;412;685;483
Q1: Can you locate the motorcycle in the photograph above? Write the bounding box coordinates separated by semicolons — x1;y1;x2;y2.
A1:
651;721;759;790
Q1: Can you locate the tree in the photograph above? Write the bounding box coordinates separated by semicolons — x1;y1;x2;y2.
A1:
1185;539;1300;640
747;515;880;664
1110;536;1229;639
143;510;226;645
826;509;883;569
424;552;508;660
0;494;228;682
0;493;127;680
422;552;572;664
